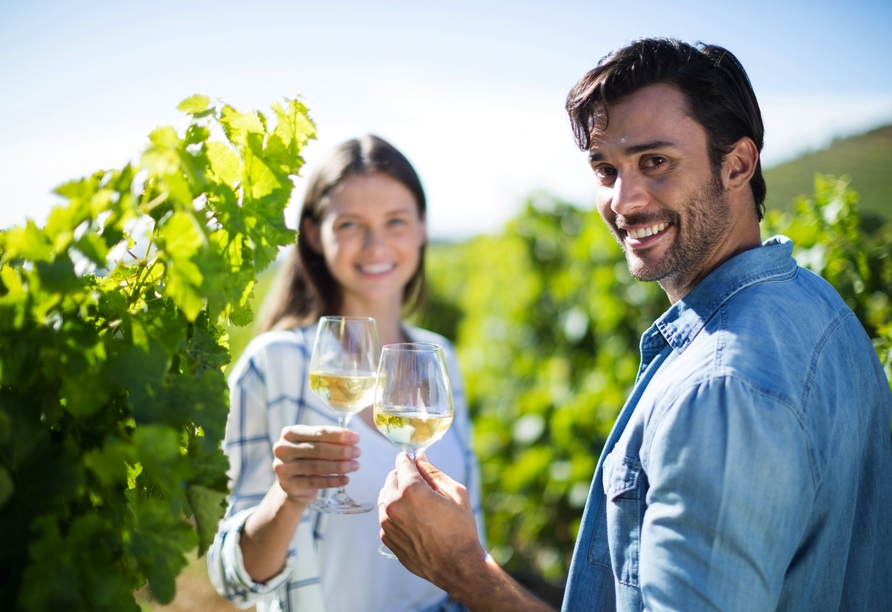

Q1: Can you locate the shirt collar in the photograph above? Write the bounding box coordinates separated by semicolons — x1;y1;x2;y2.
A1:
654;235;798;352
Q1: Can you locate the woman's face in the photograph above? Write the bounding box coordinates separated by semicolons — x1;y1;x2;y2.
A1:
305;172;426;313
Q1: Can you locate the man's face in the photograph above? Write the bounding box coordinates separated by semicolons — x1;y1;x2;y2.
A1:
588;83;737;302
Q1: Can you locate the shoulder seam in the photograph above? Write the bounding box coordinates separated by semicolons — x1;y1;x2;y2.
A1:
643;372;820;490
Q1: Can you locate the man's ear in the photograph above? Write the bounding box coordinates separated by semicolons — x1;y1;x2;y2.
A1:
723;137;759;192
300;216;322;253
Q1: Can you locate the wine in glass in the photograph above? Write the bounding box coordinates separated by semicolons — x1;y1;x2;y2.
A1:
373;342;454;555
307;316;379;514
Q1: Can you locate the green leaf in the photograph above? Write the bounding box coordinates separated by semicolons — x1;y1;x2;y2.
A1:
82;441;135;486
162;211;205;258
133;425;192;495
186;484;227;556
141;128;181;177
165;260;205;321
228;300;254;327
160;211;208;321
107;340;169;419
61;370;110;417
0;466;14;509
177;94;211;115
17;516;83;611
128;498;194;604
74;232;110;266
186;312;229;366
0;408;10;443
206;141;240;186
1;221;54;263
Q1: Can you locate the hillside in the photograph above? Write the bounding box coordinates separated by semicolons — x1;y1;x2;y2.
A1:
763;124;892;222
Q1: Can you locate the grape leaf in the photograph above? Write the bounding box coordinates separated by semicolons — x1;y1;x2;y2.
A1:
177;94;211;115
186;484;227;556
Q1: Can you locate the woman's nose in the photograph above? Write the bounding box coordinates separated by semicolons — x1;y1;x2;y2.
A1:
362;226;386;251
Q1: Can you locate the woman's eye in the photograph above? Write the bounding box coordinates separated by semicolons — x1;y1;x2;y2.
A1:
336;220;358;230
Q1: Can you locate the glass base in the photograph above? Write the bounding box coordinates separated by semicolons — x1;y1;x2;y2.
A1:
307;490;373;514
378;543;396;559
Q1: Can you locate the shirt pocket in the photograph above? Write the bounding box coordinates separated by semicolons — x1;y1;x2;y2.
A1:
602;450;646;588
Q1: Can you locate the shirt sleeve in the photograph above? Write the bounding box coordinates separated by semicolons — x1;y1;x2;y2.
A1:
639;375;816;611
206;507;294;608
206;343;294;607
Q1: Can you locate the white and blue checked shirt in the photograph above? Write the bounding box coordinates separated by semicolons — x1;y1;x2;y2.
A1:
207;324;483;612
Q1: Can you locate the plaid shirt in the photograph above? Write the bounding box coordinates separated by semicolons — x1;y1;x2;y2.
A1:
207;325;482;612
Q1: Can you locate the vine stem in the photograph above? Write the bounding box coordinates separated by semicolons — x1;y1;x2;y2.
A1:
125;222;158;308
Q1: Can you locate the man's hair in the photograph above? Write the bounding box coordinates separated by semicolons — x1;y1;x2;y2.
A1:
566;37;766;219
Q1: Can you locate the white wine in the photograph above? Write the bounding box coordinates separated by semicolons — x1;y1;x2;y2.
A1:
309;371;376;414
374;406;453;451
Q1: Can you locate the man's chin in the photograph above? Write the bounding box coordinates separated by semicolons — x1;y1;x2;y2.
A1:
626;258;666;283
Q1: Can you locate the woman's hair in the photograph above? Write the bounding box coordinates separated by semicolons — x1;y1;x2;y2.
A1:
258;135;427;332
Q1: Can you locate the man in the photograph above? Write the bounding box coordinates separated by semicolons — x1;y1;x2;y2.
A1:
377;38;892;611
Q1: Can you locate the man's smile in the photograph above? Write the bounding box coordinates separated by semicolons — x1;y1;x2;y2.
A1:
625;222;669;240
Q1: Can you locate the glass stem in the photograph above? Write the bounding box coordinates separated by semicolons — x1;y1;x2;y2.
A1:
405;449;417;462
336;414;352;494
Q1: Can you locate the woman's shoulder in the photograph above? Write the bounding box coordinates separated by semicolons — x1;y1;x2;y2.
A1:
403;324;454;350
403;324;464;388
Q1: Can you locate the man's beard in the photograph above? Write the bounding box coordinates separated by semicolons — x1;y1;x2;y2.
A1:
616;171;730;285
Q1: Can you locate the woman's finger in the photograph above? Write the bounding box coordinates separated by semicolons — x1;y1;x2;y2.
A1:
280;424;359;445
279;473;350;496
273;456;359;478
273;438;362;462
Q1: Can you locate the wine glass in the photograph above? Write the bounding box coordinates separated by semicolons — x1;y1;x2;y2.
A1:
373;342;454;556
307;316;379;514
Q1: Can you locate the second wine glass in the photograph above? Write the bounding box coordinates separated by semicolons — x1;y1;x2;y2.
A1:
373;342;453;557
307;316;379;514
373;343;454;461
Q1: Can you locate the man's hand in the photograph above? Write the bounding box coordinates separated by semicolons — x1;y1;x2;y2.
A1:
378;453;556;612
377;451;486;587
272;425;361;503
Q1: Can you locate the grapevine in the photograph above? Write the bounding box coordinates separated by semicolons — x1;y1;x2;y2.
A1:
0;94;315;610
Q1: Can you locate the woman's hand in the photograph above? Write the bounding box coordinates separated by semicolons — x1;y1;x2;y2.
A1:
272;425;361;503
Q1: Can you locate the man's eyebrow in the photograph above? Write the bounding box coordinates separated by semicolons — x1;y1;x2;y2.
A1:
588;140;678;162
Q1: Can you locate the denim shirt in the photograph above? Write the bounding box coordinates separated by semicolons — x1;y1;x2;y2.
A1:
562;237;892;611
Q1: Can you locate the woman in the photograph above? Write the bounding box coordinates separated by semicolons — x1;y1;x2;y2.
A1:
207;135;483;612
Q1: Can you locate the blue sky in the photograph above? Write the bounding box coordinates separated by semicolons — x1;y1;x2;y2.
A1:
2;0;891;238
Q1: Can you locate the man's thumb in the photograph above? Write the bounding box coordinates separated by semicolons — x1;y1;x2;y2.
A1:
414;452;452;494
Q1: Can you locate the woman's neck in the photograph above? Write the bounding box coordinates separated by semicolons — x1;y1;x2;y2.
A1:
338;295;407;347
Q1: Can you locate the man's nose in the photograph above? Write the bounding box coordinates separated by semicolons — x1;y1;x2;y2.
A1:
610;173;648;215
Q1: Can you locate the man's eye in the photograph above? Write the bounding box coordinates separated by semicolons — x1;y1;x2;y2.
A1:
643;156;666;169
387;217;407;227
594;165;617;180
